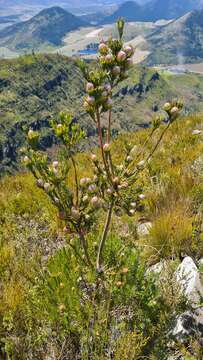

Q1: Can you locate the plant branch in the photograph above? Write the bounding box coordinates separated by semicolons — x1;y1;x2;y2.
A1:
79;230;93;268
96;200;114;271
71;156;79;207
145;122;171;163
129;122;171;180
96;108;113;184
107;109;112;144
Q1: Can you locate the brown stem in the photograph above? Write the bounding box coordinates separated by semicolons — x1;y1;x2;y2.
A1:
79;230;93;268
71;156;79;207
96;201;114;271
96;108;113;184
68;241;88;267
107;109;112;144
145;122;171;163
129;122;171;180
125;128;156;175
136;128;156;160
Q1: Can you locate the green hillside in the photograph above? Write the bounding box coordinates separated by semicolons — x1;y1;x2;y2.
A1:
145;9;203;65
1;53;203;173
0;7;86;52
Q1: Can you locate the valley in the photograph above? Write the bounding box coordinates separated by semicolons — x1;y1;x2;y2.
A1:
1;53;203;174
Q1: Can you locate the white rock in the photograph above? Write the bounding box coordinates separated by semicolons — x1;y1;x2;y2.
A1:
199;258;203;267
173;257;203;338
192;129;203;135
176;256;203;305
137;222;152;237
147;260;166;275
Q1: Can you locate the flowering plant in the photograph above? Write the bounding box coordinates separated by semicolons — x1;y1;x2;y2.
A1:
22;19;183;273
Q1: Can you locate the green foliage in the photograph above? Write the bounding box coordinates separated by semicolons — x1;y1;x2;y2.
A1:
0;19;202;360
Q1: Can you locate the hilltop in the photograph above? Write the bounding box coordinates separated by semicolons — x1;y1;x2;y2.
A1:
145;8;203;65
0;7;86;52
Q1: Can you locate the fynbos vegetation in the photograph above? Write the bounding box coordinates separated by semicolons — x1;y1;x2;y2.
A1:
0;19;202;360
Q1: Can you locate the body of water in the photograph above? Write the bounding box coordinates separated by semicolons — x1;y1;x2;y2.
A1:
78;49;97;56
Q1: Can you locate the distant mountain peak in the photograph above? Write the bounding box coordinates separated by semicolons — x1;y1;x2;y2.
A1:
145;7;203;65
0;6;87;51
101;0;202;24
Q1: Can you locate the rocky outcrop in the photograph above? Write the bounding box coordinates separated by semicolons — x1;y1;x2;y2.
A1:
115;72;160;98
137;222;152;237
173;257;203;339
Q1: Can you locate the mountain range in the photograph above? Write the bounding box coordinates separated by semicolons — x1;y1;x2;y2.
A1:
101;0;203;23
0;1;203;64
0;7;86;51
145;8;203;64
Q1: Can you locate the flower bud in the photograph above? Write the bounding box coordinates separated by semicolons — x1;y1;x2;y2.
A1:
104;83;112;94
129;209;135;216
80;178;88;187
86;96;95;106
82;195;89;203
107;188;113;195
105;54;114;64
126;155;133;162
163;102;171;112
85;214;90;221
117;51;126;62
44;182;51;192
170;106;179;115
28;129;35;138
59;282;65;289
123;45;134;57
99;42;109;55
23;155;30;165
93;175;98;182
71;207;80;220
91;153;97;162
86;82;94;93
101;91;108;98
130;202;136;208
139;194;145;200
91;196;100;208
113;177;120;185
112;66;121;76
37;179;44;188
52;161;59;168
103;143;111;152
88;184;97;193
54;197;60;204
137;160;145;168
